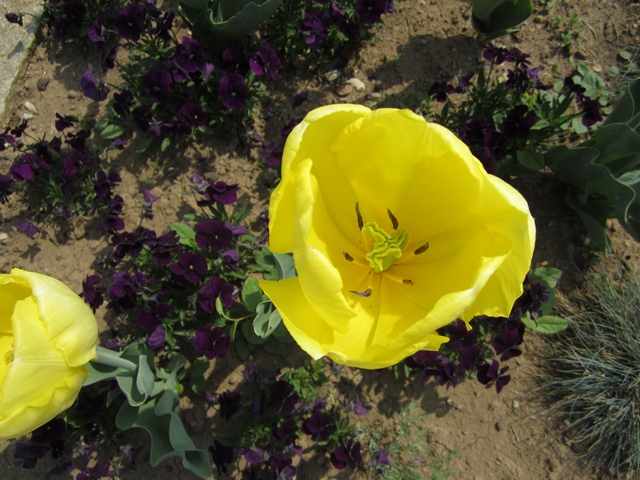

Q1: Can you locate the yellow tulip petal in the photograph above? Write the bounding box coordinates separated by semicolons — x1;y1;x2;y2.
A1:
270;104;370;253
0;295;88;439
12;269;98;366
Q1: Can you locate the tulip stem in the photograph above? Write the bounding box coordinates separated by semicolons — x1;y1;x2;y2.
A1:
95;346;137;372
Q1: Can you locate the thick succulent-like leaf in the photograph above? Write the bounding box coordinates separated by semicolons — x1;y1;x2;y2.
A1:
116;390;212;479
471;0;533;39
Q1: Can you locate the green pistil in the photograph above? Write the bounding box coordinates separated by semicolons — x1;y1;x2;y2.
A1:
363;221;410;273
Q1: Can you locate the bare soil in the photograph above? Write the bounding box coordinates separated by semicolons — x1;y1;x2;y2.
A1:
1;1;640;479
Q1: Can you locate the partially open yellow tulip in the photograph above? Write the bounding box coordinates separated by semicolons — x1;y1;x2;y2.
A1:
260;105;535;369
0;269;98;440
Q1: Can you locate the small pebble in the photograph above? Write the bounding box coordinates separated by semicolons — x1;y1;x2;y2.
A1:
67;90;82;100
512;400;521;409
24;101;39;115
37;77;51;91
495;422;504;432
0;232;8;245
346;78;366;91
337;84;353;97
324;70;340;82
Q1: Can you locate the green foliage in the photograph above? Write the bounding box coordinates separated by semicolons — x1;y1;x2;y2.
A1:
545;78;640;253
179;0;282;46
540;264;640;477
522;266;568;333
86;345;212;479
280;359;328;402
471;0;533;40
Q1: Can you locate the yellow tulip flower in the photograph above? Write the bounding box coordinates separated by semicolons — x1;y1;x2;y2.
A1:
0;269;98;440
260;105;535;369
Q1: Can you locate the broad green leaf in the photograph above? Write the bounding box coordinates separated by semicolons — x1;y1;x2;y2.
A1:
241;277;264;312
273;252;296;279
531;315;568;333
516;149;544;171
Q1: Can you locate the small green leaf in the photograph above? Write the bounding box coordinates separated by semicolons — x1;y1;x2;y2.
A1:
530;266;562;289
100;124;125;140
171;222;197;248
161;137;171;152
532;315;568;333
253;301;282;338
516;149;544;171
273;252;296;279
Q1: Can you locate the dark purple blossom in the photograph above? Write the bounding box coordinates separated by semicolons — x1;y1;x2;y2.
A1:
92;170;121;199
113;89;134;120
293;89;309;108
500;105;539;140
377;448;390;466
146;324;166;351
457;71;474;88
492;321;524;362
176;101;208;129
101;45;117;72
580;96;603;127
0;175;14;203
0;127;15;151
54;113;77;132
65;129;91;151
303;411;336;441
355;0;394;25
5;12;23;26
259;141;284;167
13;443;49;468
136;299;172;330
141;188;158;218
195;220;234;252
87;20;104;43
209;440;234;475
169;251;208;284
151;10;174;41
512;276;549;318
200;181;238;205
405;351;462;386
301;10;329;49
17;222;41;239
219;74;248;110
94;195;125;235
195;325;230;360
148;230;179;265
269;452;296;480
330;439;363;470
268;381;299;415
428;81;457;102
238;447;264;465
142;67;173;102
114;3;146;41
107;270;147;314
170;36;211;78
80;70;109;102
218;390;241;420
349;395;368;415
250;44;281;81
219;46;249;75
10;119;28;138
199;276;235;312
220;249;240;272
482;43;510;64
81;274;105;312
477;359;511;393
10;154;50;182
274;419;298;445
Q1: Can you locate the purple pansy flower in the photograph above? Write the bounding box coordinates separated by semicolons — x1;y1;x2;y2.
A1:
169;251;208;284
142;67;173;102
81;274;105;313
477;359;511;393
218;391;241;420
17;221;41;239
146;324;166;351
199;276;235;312
249;43;281;81
195;220;234;252
355;0;394;25
303;411;336;441
330;439;363;470
195;325;230;360
80;71;109;102
92;170;121;199
218;74;248;110
114;3;146;41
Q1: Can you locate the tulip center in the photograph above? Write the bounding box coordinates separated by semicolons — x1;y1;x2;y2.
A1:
362;222;410;273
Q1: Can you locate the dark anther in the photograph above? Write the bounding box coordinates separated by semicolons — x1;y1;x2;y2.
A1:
387;209;399;230
350;288;373;298
355;202;364;230
343;251;354;262
414;241;430;255
402;279;414;285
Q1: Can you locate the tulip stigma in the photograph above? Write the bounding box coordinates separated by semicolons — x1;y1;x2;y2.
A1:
362;222;410;273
